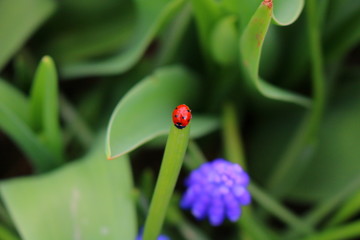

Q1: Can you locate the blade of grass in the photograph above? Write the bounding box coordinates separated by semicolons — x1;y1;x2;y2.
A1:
249;183;313;234
60;95;94;148
326;190;360;227
29;56;63;163
304;175;360;227
143;124;191;240
302;220;360;240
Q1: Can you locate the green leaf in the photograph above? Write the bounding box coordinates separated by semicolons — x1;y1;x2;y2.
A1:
106;65;199;159
145;115;219;148
327;190;360;226
290;82;360;202
325;4;360;62
62;0;185;78
0;141;137;240
29;56;63;161
0;80;29;123
143;124;190;240
221;0;261;33
239;1;311;107
190;0;222;55
248;183;313;234
210;16;238;66
42;1;135;65
0;0;56;70
0;80;57;172
238;0;261;31
302;220;360;240
272;0;304;26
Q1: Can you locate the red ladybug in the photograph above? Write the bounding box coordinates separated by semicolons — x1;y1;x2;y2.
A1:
172;104;192;129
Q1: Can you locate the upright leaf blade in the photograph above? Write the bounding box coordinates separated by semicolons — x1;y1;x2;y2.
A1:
0;142;137;240
62;0;185;78
0;0;56;70
106;66;199;159
240;1;311;107
30;56;63;161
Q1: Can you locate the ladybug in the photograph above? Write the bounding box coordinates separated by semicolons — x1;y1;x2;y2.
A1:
172;104;192;129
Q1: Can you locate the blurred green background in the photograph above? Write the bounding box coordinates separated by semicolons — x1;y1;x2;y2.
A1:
0;0;359;239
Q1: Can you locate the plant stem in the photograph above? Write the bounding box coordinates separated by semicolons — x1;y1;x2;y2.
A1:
266;0;326;197
326;190;360;227
249;183;313;235
305;175;360;226
302;220;360;240
143;124;190;240
222;103;273;240
222;102;246;169
60;95;94;148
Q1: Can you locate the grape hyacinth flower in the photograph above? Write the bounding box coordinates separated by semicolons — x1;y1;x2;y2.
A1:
181;159;251;226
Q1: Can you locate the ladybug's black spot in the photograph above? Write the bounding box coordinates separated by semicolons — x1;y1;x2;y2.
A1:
182;116;186;119
175;123;185;129
174;115;178;118
187;110;190;112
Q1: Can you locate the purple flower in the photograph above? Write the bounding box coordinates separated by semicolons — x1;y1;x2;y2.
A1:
136;228;170;240
181;159;251;226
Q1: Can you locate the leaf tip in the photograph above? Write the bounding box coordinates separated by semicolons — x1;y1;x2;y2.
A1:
41;55;54;65
262;0;273;8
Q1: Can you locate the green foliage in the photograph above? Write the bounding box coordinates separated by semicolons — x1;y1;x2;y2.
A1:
272;0;304;25
62;0;186;78
0;57;62;172
240;2;311;107
106;66;218;159
0;140;136;240
0;0;56;70
0;0;359;239
29;56;63;161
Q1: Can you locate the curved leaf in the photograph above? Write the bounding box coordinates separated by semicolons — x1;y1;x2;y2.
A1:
0;0;56;70
30;56;63;160
290;82;360;202
106;65;199;160
272;0;304;26
0;80;29;123
239;1;311;107
62;0;185;78
0;141;136;240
